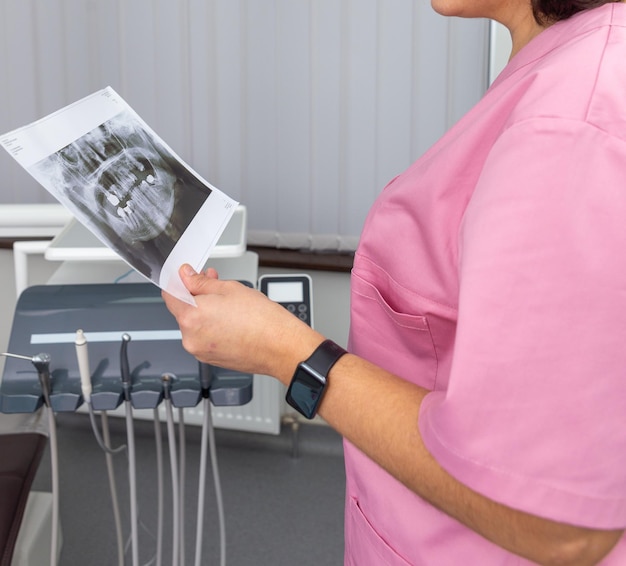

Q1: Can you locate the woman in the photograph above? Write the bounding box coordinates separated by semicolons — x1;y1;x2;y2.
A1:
164;0;626;563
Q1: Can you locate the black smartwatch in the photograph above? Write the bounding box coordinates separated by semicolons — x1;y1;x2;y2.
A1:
286;339;347;419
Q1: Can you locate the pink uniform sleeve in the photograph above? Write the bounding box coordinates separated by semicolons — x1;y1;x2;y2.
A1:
419;117;626;529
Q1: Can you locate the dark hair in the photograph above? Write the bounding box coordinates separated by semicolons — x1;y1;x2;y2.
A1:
532;0;622;23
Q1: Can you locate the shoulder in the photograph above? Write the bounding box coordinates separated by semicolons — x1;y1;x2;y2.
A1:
492;4;626;141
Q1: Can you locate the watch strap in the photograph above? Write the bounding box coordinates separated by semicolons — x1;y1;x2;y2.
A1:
302;339;347;377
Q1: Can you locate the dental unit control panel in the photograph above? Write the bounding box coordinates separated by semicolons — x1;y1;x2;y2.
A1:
0;282;253;414
259;274;313;327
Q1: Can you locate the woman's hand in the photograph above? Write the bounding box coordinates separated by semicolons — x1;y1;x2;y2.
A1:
162;264;325;382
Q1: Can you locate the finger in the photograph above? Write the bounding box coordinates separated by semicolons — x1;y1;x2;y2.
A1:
179;264;221;296
161;289;193;318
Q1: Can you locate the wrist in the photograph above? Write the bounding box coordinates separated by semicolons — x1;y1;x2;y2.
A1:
286;339;348;419
274;331;326;386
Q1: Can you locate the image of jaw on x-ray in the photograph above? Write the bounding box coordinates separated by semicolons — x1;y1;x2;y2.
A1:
30;111;212;281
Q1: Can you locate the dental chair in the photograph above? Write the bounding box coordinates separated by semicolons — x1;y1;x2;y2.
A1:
0;413;50;566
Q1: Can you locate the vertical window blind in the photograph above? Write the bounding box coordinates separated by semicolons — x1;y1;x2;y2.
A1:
0;0;489;251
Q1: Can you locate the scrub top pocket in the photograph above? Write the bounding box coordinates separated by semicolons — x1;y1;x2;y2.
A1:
350;270;439;390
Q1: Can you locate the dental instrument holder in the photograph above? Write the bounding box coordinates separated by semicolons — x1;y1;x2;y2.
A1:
0;283;253;414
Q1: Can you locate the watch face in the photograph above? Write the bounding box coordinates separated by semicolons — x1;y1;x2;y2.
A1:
286;368;326;419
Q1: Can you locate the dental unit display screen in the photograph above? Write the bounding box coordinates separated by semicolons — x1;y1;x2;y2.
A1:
266;281;304;303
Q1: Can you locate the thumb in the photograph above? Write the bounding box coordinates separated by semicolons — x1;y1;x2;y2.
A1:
179;264;217;295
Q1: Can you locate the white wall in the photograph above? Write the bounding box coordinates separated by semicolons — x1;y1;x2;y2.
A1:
489;21;513;84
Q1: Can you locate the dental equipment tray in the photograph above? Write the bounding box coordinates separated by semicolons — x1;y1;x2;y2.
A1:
0;283;253;414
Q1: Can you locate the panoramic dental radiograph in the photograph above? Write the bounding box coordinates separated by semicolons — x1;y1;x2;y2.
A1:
31;111;211;280
58;126;176;242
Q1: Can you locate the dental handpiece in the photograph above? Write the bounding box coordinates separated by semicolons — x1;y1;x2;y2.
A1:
75;329;92;403
199;363;212;396
120;333;132;401
1;352;52;404
31;353;52;403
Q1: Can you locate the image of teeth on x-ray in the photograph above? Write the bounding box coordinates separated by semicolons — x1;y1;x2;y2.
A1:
30;110;212;280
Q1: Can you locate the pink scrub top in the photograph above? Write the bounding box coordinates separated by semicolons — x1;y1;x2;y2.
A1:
346;4;626;564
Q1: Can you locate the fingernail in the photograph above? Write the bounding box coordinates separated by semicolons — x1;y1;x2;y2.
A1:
182;264;197;276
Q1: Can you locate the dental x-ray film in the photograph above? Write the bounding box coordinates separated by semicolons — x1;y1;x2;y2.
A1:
0;87;238;305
